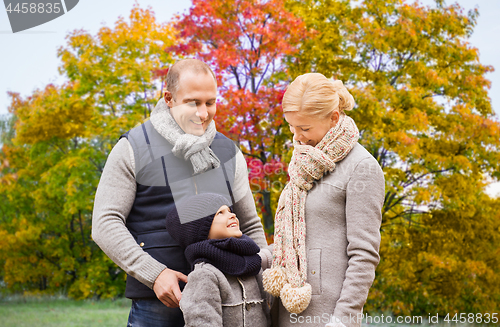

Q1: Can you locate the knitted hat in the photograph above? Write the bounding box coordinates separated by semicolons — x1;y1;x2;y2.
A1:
166;193;232;248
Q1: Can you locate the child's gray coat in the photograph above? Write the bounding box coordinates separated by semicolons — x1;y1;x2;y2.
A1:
180;262;271;327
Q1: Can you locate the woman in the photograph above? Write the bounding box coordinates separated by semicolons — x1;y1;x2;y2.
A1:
263;73;385;327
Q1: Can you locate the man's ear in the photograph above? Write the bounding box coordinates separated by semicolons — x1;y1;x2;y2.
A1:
164;91;173;107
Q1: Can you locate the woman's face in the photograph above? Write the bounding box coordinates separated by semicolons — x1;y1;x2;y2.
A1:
284;111;339;147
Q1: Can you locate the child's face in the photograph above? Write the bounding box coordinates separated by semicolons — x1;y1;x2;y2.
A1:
208;205;243;240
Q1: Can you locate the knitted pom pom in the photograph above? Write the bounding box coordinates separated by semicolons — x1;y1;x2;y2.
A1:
280;282;312;314
262;267;286;297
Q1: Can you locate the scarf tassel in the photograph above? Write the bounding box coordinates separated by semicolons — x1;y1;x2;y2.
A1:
262;266;286;297
281;283;312;314
263;267;312;314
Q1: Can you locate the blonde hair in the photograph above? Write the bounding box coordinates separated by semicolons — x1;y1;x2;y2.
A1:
282;73;355;119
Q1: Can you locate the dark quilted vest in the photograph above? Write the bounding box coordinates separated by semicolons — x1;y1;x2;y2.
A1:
121;120;236;298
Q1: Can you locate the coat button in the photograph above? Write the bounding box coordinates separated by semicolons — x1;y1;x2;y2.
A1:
311;270;316;275
139;242;144;247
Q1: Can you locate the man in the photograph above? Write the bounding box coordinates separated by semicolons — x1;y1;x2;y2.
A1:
92;59;269;326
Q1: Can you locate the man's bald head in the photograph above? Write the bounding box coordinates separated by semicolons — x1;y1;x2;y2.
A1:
166;59;217;100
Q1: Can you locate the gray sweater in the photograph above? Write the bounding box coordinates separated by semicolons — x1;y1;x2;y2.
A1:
277;143;385;327
180;262;271;327
92;113;268;290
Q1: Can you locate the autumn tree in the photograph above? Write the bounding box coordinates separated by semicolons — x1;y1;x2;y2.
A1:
0;6;176;298
370;179;500;315
287;0;500;314
169;0;308;231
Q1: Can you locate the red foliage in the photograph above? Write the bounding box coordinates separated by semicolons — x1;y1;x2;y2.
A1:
152;67;169;79
169;0;308;227
169;0;307;141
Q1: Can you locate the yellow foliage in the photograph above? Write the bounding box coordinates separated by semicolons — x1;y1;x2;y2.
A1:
0;4;178;299
289;0;500;315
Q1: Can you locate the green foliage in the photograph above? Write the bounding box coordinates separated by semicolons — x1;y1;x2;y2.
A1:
0;6;177;299
287;0;500;315
369;181;500;315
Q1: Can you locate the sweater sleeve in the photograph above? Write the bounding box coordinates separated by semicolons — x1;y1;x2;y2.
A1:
180;268;223;327
232;149;269;248
332;157;384;326
92;138;167;289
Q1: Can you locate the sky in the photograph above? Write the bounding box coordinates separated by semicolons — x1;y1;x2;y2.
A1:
0;0;499;196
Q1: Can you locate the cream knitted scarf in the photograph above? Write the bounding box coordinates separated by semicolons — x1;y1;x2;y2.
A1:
150;98;220;175
263;113;359;314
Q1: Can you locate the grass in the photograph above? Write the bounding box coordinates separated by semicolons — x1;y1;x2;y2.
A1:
0;296;493;326
0;295;130;327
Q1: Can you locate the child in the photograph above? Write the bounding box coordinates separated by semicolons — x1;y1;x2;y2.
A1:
165;193;272;327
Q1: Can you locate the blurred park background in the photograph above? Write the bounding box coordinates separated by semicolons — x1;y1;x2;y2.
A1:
1;0;499;321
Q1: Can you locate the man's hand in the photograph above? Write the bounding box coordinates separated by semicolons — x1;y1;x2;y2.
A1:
153;268;188;308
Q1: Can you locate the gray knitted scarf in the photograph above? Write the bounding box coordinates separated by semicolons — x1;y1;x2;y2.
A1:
150;98;220;175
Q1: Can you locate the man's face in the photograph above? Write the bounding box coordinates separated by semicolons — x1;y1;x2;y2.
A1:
165;71;217;136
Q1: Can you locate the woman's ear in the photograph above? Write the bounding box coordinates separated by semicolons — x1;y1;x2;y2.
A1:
330;110;340;128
